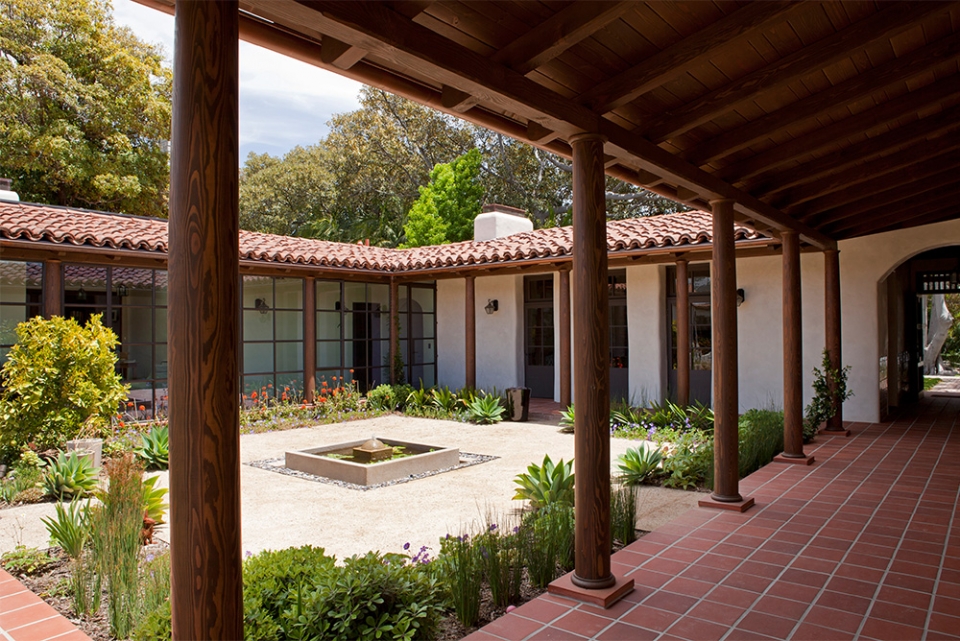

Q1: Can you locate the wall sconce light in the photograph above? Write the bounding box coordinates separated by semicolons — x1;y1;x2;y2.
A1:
77;287;87;302
255;298;270;314
736;288;745;307
484;299;499;315
116;284;127;298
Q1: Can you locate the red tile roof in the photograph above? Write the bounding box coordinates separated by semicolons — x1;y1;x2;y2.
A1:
0;201;767;273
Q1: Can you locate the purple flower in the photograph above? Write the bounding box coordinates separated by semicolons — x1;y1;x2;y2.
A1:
489;523;498;532
403;542;410;551
513;526;520;534
245;550;253;558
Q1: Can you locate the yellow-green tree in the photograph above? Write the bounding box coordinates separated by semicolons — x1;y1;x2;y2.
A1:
0;0;172;217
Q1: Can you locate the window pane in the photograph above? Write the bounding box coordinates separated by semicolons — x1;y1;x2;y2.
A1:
275;311;303;341
243;275;273;309
316;341;341;369
119;346;152;382
243;310;274;341
344;282;366;309
317;311;341;340
243;376;272;398
113;268;154;305
277;373;304;399
243;343;274;374
155;271;168;305
0;305;27;345
410;286;435;313
155;344;168;379
274;278;303;309
276;341;303;372
368;283;389;311
155;307;167;342
409;313;434;339
316;281;341;310
120;306;153;344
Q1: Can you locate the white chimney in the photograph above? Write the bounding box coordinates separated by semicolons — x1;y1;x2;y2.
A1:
473;204;533;241
0;178;19;202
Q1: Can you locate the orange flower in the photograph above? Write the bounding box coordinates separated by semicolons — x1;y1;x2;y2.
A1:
319;397;327;403
321;381;328;388
284;386;290;391
268;383;273;388
281;393;288;401
349;369;354;374
119;421;125;428
139;405;145;411
251;390;258;399
127;401;134;408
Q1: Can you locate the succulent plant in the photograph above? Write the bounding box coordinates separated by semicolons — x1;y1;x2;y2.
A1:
513;454;575;509
135;423;169;471
616;444;663;486
41;451;100;500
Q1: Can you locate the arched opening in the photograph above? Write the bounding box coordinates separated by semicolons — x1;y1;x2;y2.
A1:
878;246;959;419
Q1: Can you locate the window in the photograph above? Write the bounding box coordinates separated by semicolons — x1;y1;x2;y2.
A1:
0;261;42;363
242;276;304;400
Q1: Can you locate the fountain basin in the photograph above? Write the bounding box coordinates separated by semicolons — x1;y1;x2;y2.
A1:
285;439;460;486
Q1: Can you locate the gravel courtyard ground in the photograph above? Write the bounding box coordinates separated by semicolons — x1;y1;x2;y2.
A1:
1;414;702;561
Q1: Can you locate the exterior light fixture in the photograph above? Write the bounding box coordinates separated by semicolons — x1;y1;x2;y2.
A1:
116;284;127;298
736;288;745;307
255;298;270;314
485;299;499;315
77;287;87;302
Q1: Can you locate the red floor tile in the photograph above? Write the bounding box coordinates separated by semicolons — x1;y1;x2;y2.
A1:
479;612;542;640
595;622;659;640
552;610;612;637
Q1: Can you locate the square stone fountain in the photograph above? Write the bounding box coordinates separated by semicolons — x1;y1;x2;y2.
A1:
284;438;460;486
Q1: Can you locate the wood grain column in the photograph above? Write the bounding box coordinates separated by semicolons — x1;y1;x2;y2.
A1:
709;199;742;503
570;133;614;590
675;259;690;407
465;275;476;389
43;260;61;319
389;278;399;385
781;232;806;458
824;248;844;431
168;2;243;639
559;268;571;408
303;277;316;404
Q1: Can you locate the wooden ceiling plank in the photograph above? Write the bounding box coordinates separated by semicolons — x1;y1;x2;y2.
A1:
490;1;632;75
790;152;960;217
809;169;959;228
770;134;960;207
839;208;959;239
717;74;960;183
441;85;478;112
751;104;960;197
685;30;960;166
575;1;801;114
387;0;434;20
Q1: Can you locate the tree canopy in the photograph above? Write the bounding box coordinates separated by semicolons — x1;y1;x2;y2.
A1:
402;148;483;247
0;0;172;217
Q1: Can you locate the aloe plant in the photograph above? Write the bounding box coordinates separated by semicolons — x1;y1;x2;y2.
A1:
135;423;169;470
41;451;100;500
559;405;575;433
616;444;663;485
142;474;169;523
513;454;574;509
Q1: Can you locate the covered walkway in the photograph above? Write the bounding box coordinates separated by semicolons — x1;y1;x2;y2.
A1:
471;396;960;640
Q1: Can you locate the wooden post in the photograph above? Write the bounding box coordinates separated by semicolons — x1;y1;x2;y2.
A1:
675;258;690;407
43;260;61;319
570;133;613;589
389;278;399;385
168;2;243;639
559;268;571;408
465;275;476;389
824;248;845;432
775;232;813;465
699;199;754;511
304;277;316;404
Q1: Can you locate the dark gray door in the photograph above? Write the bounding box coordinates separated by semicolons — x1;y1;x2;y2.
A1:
524;276;555;399
667;264;712;406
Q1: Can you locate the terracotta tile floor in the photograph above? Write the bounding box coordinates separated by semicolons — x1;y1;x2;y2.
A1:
0;569;91;641
469;396;960;640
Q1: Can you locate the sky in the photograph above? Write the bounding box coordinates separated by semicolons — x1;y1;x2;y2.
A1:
112;0;365;161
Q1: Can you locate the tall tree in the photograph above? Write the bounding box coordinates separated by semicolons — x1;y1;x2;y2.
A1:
0;0;172;217
401;148;483;247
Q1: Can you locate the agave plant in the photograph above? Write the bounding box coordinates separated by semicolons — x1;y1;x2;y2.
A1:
513;454;575;509
135;423;169;470
616;444;663;486
42;452;100;500
464;393;505;424
405;385;432;411
142;474;169;523
558;405;575;433
430;386;459;413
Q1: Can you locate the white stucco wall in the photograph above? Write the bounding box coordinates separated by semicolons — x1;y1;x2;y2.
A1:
627;264;664;404
436;274;525;392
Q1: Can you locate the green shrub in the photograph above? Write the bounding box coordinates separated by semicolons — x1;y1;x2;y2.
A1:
135;423;169;470
42;498;89;559
366;384;400;411
430;386;459;413
521;503;575;588
803;349;853;442
464;392;505;424
739;409;784;477
659;430;712;490
41;451;100;500
139;551;171;633
616;444;663;485
513;454;575;509
437;533;483;628
0;545;55;576
475;523;522;608
0;461;42;504
0;315;128;461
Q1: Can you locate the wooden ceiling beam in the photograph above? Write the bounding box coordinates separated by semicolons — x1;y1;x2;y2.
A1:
809;169;959;228
840;208;959;239
717;74;960;183
490;1;632;75
320;35;366;69
792;153;960;218
770;136;960;209
827;192;957;237
641;2;953;143
753;105;960;198
685;31;960;166
575;1;800;114
385;0;433;19
440;85;478;113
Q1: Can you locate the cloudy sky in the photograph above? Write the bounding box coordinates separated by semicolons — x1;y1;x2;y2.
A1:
112;0;365;160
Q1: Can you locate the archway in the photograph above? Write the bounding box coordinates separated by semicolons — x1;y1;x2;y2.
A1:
878;245;959;419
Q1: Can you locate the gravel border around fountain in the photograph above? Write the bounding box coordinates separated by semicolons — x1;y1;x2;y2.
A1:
246;451;497;491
